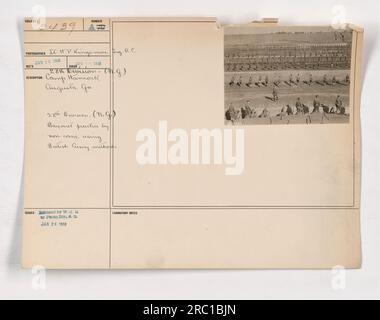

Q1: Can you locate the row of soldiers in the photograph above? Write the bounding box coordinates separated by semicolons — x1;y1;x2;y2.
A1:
225;60;350;72
225;101;270;121
279;95;346;116
225;95;347;122
229;74;350;89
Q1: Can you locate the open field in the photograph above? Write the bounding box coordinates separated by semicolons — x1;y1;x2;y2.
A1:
225;111;349;126
224;28;352;125
225;69;350;125
225;69;350;88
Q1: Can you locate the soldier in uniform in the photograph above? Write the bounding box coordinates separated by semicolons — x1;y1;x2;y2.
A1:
291;103;298;115
241;106;248;119
235;109;242;123
289;73;294;85
225;104;236;122
229;76;235;87
259;106;270;118
296;74;301;85
309;73;313;86
323;74;329;85
258;75;263;87
295;97;303;114
265;75;269;87
333;95;343;113
244;100;256;118
274;76;281;87
313;95;321;113
246;76;254;88
237;76;243;87
272;86;279;101
286;105;293;115
250;105;257;118
278;105;288;120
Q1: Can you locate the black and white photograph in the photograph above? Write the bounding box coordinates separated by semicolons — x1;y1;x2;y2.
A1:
225;27;353;125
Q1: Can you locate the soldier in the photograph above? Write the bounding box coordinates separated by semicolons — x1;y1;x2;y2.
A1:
272;86;279;101
323;74;329;85
333;95;343;113
265;75;269;87
235;109;242;123
274;76;280;87
332;75;337;85
306;112;312;124
278;105;288;120
277;75;282;86
259;106;270;118
309;73;313;86
289;73;294;84
313;95;321;113
258;75;263;87
237;76;243;87
295;97;303;114
286;105;293;115
246;76;254;88
291;103;298;115
229;76;235;87
241;106;248;119
244;100;255;118
250;105;257;118
225;104;236;122
346;74;350;84
296;74;301;85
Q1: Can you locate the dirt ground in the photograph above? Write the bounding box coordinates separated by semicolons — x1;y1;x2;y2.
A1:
226;111;349;125
225;69;350;125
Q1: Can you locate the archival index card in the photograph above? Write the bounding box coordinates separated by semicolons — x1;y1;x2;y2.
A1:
23;18;363;269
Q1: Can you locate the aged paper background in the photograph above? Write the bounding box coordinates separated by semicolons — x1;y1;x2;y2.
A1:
22;18;362;269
